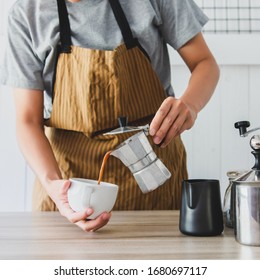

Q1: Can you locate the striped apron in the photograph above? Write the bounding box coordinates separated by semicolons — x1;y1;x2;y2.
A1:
32;0;188;211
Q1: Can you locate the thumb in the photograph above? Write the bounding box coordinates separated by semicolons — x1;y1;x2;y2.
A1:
61;179;71;194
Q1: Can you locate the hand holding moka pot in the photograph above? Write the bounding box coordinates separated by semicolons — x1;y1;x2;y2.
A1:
104;117;171;193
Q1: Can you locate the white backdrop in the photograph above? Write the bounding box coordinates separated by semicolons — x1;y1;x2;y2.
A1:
0;1;260;211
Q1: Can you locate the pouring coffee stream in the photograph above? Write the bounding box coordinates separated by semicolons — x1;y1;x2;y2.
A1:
97;116;148;185
97;151;112;185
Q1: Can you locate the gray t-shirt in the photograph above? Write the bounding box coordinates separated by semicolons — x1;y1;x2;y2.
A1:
0;0;208;118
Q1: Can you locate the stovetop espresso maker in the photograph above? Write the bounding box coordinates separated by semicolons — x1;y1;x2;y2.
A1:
104;117;171;193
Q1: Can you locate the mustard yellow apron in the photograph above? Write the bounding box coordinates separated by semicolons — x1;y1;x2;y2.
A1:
32;0;188;211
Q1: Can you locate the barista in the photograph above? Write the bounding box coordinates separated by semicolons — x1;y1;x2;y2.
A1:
0;0;219;231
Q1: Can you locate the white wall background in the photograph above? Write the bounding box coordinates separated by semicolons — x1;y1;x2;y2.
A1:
0;1;260;211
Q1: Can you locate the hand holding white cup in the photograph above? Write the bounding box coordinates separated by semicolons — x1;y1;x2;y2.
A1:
68;178;118;219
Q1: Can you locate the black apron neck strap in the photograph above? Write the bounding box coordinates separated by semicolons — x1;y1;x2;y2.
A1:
57;0;72;53
56;0;149;59
108;0;150;58
108;0;138;49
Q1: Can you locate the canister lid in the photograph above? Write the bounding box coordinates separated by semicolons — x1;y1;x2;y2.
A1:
234;169;260;183
227;170;248;180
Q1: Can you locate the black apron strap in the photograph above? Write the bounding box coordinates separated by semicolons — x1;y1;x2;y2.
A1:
108;0;150;59
56;0;72;53
56;0;149;59
108;0;137;49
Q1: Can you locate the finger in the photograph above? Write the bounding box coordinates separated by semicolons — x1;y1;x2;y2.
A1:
161;118;189;148
149;98;173;136
161;116;188;148
86;212;111;232
178;119;192;135
59;179;71;195
152;107;179;145
62;207;94;223
90;212;112;232
76;212;112;232
63;179;71;191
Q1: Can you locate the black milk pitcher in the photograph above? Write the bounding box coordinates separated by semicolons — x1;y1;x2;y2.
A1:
179;179;224;236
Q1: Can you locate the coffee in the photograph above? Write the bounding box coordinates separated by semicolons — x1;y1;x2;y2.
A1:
98;151;112;184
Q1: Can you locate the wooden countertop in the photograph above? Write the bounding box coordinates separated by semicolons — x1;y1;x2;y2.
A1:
0;211;259;260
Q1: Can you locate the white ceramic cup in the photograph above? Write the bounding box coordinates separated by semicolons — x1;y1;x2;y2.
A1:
68;178;118;219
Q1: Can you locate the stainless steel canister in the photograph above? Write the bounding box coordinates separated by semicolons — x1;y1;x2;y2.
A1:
234;172;260;246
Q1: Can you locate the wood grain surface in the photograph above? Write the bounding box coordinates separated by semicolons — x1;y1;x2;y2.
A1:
0;211;259;260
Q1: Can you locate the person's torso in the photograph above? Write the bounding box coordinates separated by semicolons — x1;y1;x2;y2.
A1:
11;0;173;118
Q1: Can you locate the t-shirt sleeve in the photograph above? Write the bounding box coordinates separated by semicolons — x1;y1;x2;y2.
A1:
157;0;209;50
0;5;44;90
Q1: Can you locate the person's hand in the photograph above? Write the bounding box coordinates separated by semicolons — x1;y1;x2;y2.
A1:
46;179;111;232
149;96;197;147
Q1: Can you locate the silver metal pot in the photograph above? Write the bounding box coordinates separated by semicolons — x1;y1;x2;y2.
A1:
234;171;260;246
110;130;171;193
105;117;171;193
